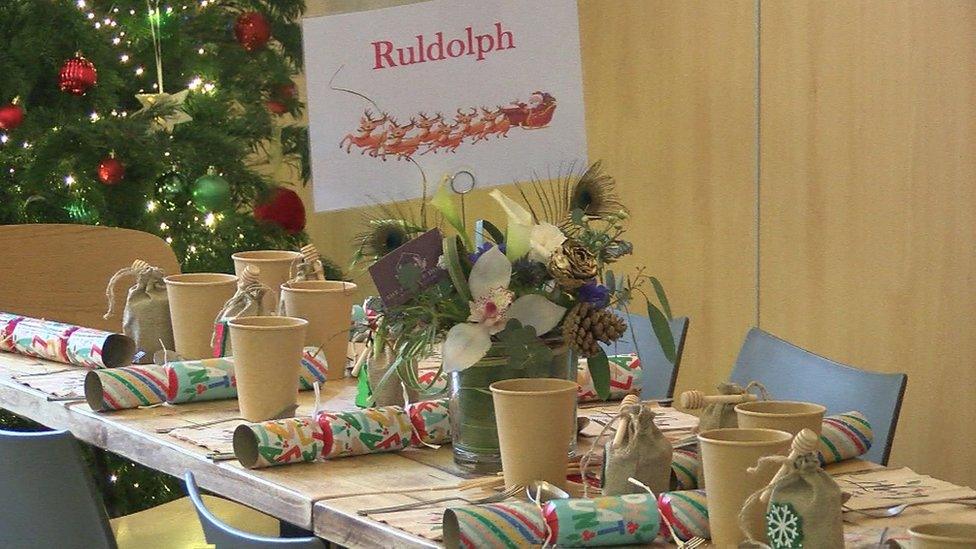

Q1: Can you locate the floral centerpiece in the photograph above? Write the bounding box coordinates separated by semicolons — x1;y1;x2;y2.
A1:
359;162;676;471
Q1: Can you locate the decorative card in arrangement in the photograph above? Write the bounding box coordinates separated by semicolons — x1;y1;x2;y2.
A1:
303;0;587;212
368;229;447;307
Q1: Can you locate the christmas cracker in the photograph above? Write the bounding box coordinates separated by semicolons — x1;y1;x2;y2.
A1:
577;354;642;402
657;490;709;542
442;501;547;549
2;313;135;368
233;399;451;469
542;493;661;546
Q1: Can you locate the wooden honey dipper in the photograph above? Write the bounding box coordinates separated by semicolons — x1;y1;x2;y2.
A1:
679;389;759;410
130;258;151;271
300;244;326;280
238;265;261;287
757;428;820;503
611;394;641;448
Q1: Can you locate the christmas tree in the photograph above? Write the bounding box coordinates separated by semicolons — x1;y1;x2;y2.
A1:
0;0;338;275
0;0;339;515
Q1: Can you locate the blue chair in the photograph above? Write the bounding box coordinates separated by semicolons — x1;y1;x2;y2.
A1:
185;471;325;548
603;312;690;400
0;428;284;549
729;328;907;464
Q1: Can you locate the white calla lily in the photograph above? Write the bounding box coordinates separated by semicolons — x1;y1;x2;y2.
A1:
489;189;532;261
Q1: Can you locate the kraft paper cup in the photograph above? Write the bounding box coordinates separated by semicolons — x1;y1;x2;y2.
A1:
735;400;827;436
232;250;302;310
164;273;238;360
909;523;976;549
489;378;578;490
279;280;357;381
228;316;307;422
698;428;792;547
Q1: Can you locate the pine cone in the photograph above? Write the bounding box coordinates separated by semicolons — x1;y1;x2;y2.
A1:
562;303;628;357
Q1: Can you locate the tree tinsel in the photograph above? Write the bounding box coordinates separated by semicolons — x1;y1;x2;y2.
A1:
0;0;342;515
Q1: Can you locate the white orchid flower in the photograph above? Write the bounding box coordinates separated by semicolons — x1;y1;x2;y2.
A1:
528;222;567;263
442;246;566;372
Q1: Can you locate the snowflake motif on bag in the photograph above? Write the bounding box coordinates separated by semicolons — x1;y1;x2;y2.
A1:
766;502;803;548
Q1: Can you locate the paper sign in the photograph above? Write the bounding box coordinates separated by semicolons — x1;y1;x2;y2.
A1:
303;0;587;212
368;229;447;306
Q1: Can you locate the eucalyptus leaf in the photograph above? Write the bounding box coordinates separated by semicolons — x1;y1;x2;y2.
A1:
586;351;611;400
571;208;585;225
646;300;676;363
605;270;616;293
650;276;673;319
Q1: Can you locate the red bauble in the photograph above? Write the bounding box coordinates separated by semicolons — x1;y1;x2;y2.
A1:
59;56;98;95
234;12;271;52
274;83;297;101
254;187;306;234
266;100;288;115
0;103;24;131
97;156;125;185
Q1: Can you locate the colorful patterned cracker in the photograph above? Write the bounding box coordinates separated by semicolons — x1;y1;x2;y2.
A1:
577;354;642;401
658;490;709;542
443;501;547;549
0;312;23;352
7;315;135;368
299;346;329;390
671;447;701;490
543;493;661;546
233;416;327;469
417;369;448;393
819;411;873;465
85;365;169;411
405;398;451;446
317;405;413;458
165;357;237;404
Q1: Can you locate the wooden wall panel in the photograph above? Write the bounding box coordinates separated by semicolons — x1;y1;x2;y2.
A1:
759;0;976;486
298;0;759;398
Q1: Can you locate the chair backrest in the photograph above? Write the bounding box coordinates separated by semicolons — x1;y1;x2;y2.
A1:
0;224;180;332
729;328;907;464
0;429;116;549
603;313;690;400
184;472;324;548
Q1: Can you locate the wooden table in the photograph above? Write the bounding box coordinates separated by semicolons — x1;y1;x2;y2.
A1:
1;351;974;548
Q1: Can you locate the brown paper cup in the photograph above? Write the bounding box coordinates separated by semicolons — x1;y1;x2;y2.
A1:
164;273;238;360
698;428;792;547
232;250;302;310
909;523;976;548
735;400;827;436
279;280;356;381
489;378;578;490
228;316;307;422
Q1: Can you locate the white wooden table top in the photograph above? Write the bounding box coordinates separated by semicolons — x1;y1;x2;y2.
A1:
1;351;974;548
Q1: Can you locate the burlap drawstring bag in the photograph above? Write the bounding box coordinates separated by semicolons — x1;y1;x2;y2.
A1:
739;453;844;549
696;381;769;433
103;260;173;364
211;279;270;357
600;403;674;496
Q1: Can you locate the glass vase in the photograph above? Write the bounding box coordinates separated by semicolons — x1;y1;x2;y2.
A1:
449;343;577;473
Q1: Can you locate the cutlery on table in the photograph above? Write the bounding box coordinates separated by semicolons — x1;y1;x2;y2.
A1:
356;483;524;515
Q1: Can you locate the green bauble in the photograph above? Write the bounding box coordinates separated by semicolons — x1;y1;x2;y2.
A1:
156;170;186;200
191;173;231;212
65;198;99;223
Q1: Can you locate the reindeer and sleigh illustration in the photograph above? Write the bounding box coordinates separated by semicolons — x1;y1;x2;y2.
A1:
339;91;557;161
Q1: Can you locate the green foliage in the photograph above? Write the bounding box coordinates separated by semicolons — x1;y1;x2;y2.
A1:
495;320;552;372
0;0;320;274
586;350;611;400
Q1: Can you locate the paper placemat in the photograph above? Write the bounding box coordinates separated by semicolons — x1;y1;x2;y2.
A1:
168;419;246;456
12;368;88;399
837;467;976;510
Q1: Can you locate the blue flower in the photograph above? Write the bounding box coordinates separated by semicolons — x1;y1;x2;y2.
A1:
578;281;610;309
